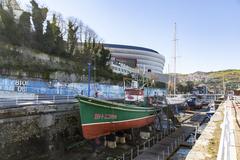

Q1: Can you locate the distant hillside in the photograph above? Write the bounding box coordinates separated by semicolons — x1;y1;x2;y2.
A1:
177;69;240;91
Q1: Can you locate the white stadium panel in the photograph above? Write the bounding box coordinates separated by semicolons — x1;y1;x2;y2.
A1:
104;44;165;74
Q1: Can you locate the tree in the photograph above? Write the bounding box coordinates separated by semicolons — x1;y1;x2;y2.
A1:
43;14;65;56
30;0;48;50
186;81;194;93
67;19;78;56
0;5;20;45
97;45;111;67
18;12;31;46
43;20;55;53
177;83;186;93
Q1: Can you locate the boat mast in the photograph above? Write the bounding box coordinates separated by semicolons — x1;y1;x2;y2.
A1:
167;64;171;95
173;23;177;97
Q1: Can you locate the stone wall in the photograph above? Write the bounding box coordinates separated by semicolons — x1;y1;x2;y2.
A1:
0;103;82;160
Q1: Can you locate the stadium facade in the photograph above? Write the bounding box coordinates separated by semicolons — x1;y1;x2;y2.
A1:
104;44;165;75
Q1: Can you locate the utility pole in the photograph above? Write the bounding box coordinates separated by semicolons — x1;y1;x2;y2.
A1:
173;23;177;97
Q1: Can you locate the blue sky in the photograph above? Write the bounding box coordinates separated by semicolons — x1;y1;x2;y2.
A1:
19;0;240;74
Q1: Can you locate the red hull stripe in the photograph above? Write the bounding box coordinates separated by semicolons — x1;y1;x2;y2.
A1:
82;116;155;139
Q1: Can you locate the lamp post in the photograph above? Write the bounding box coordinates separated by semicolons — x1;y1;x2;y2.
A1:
88;63;91;97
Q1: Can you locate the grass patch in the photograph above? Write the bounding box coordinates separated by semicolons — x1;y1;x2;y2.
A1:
207;111;223;159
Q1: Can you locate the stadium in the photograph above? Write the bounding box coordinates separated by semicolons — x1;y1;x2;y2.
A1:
104;44;165;75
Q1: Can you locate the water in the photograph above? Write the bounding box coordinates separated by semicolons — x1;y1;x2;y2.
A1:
170;147;191;160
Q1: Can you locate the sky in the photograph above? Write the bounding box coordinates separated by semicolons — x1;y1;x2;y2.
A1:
19;0;240;74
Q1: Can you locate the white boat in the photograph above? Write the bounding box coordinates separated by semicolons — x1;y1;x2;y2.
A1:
166;94;187;105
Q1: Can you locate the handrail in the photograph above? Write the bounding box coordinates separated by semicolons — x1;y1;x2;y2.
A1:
0;94;78;109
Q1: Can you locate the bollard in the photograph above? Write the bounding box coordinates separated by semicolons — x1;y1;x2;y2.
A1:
131;149;133;160
167;146;170;156
137;145;139;156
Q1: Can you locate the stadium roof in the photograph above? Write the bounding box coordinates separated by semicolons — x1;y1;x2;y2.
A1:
104;44;159;54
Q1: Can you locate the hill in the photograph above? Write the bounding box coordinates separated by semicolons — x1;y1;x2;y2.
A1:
177;69;240;92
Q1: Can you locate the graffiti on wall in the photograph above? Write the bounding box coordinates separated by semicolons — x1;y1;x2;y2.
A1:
14;80;28;92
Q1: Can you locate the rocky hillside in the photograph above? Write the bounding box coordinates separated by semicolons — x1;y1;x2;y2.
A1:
177;69;240;91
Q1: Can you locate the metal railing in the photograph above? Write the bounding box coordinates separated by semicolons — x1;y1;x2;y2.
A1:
217;97;240;160
0;94;78;109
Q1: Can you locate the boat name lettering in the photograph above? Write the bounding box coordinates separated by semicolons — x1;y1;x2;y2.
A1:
94;113;117;120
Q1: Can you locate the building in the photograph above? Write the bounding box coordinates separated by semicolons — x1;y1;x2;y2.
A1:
104;44;165;75
0;0;23;20
110;61;136;75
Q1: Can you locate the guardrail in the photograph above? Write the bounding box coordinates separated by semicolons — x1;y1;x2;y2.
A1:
217;103;227;160
217;97;239;160
0;94;78;109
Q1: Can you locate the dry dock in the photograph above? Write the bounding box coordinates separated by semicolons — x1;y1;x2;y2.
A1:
134;126;195;160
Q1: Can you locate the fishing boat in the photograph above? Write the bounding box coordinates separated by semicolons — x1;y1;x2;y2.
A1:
124;80;144;102
77;95;157;139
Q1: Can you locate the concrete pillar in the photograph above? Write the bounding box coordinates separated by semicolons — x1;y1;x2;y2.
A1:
106;134;117;149
116;131;126;144
140;131;151;139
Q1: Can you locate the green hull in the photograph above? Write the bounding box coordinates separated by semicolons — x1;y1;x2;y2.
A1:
77;96;157;139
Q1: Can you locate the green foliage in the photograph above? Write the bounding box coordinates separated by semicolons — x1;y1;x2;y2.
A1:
30;0;48;50
0;0;124;83
0;5;20;45
154;81;167;89
67;20;78;56
18;12;31;46
43;20;55;53
96;45;111;67
43;14;66;56
177;81;194;93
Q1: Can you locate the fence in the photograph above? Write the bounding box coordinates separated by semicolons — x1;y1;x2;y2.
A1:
0;94;77;109
0;77;166;100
